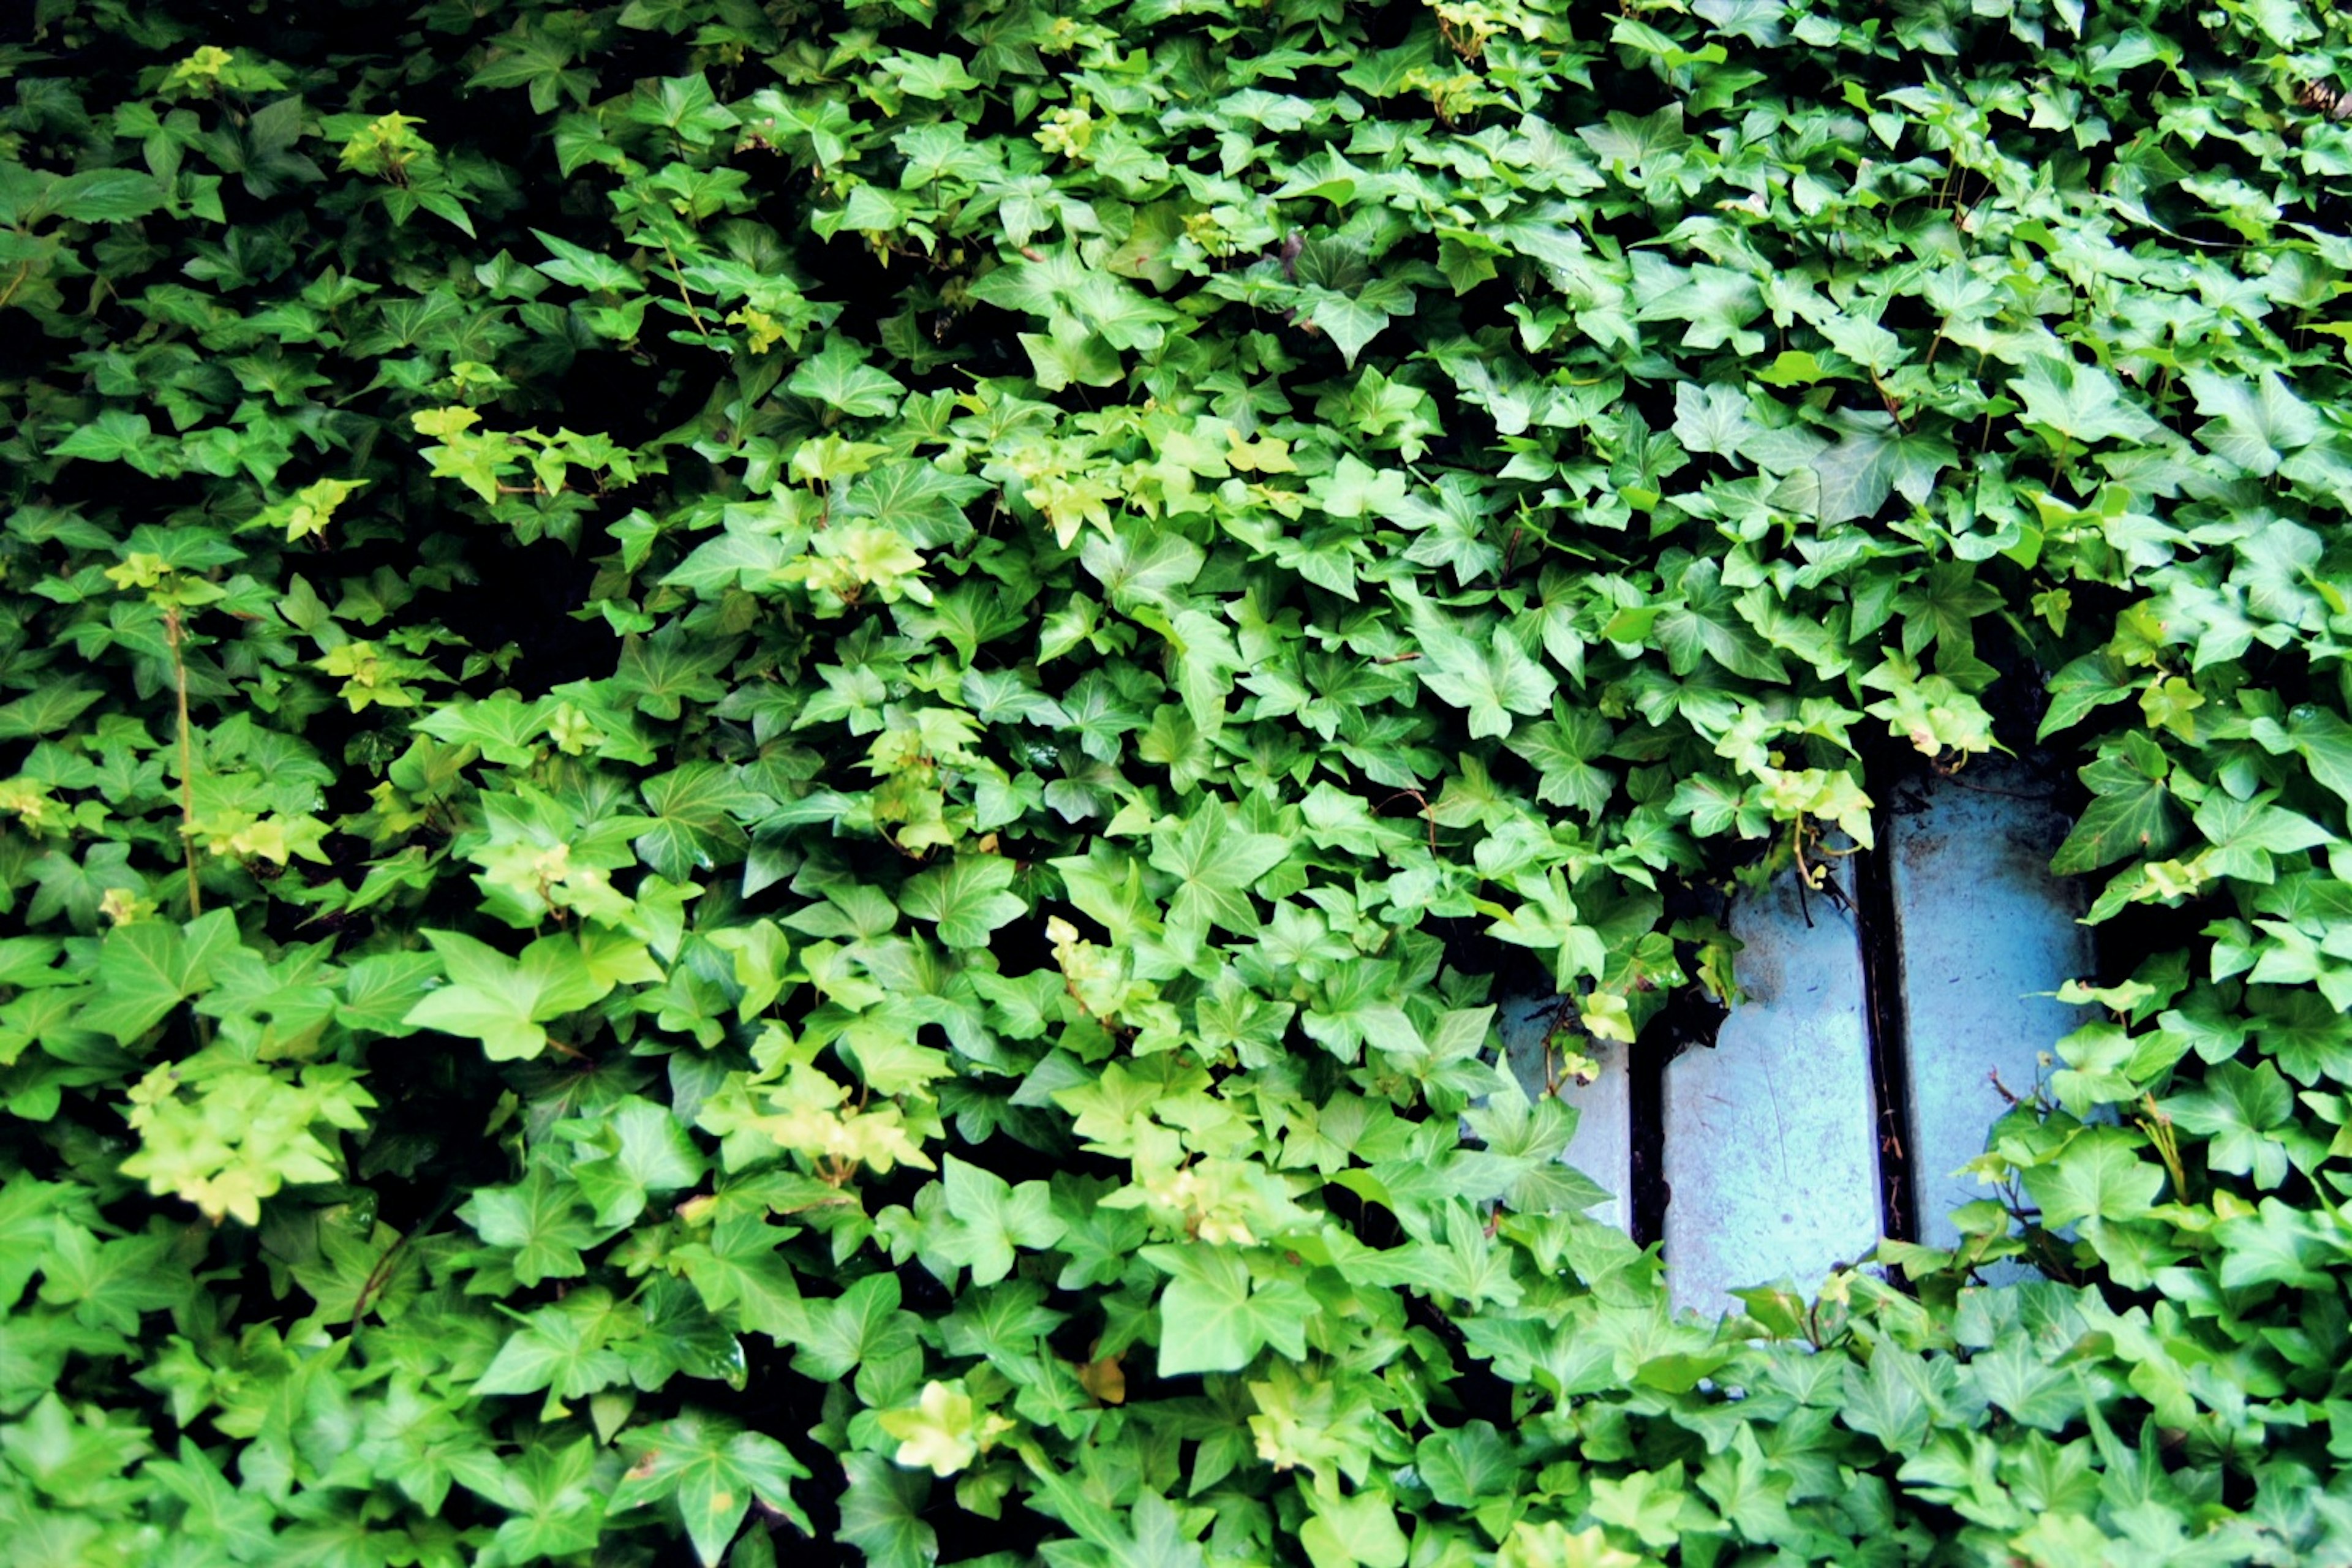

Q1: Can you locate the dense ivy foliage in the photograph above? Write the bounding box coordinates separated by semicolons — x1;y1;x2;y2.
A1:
8;0;2352;1561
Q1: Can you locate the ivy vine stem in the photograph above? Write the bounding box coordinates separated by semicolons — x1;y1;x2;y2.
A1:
659;236;715;343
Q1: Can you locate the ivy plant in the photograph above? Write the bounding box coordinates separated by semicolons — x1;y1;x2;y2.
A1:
6;0;2352;1564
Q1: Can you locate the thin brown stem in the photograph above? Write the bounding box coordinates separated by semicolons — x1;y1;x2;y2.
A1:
1379;788;1438;851
164;606;201;918
1973;349;1995;452
1869;370;1908;431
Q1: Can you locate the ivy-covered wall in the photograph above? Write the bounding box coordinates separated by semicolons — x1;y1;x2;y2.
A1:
6;0;2352;1562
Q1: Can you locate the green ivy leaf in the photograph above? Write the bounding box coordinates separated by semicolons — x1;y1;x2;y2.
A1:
40;168;166;224
1301;274;1417;367
462;1167;606;1287
531;228;642;293
635;761;761;880
2019;1126;2162;1231
2050;751;2184;875
1418;625;1556;741
613;626;740;720
1147;804;1289;938
0;684;104;742
485;1436;608;1561
2161;1061;2294;1188
475;1286;636;1400
788;337;908;418
2038;655;2135;739
899;855;1027;948
838;1451;936;1568
2010;356;2164;446
1809;411;1957;524
611;1409;812;1566
2214;1197;2342;1291
937;1155;1065;1286
1141;1244;1314;1374
560;1096;708;1227
791;1273;922;1393
403;930;616;1061
2184;368;2318;475
413;696;554;767
75;910;238;1044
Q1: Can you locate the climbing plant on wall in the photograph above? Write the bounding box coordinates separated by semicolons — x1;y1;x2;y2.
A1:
6;0;2352;1561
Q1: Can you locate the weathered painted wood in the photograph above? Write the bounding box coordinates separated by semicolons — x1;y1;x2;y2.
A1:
1501;996;1631;1232
1663;862;1879;1317
1888;766;2092;1252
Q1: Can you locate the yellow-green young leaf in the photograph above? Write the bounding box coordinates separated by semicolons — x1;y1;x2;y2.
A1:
120;1057;375;1226
339;111;434;178
1580;990;1636;1044
877;1379;1001;1476
1498;1521;1644;1568
409;405;481;438
2139;675;2204;741
274;477;369;542
1754;766;1874;848
1299;1483;1409;1568
707;921;791;1019
1754;350;1830;386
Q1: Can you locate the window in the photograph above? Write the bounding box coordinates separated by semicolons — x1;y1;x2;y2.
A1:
1510;763;2089;1316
